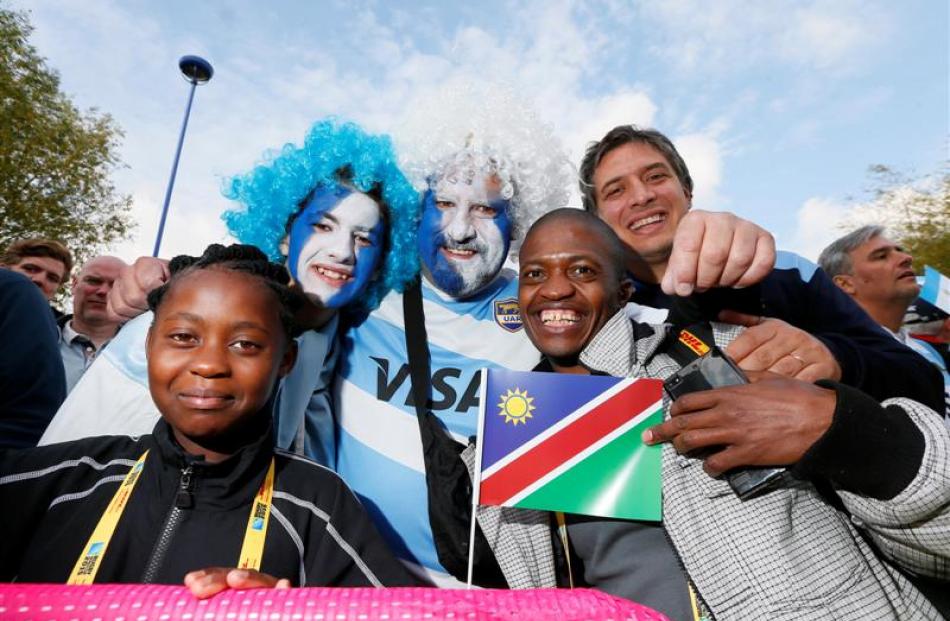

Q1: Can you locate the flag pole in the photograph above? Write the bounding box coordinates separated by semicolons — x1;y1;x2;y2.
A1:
467;368;489;588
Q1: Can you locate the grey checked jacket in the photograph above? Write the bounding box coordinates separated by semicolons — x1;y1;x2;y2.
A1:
470;311;950;620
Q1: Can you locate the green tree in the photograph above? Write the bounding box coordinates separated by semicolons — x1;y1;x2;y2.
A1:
841;164;950;276
0;7;133;268
869;165;950;276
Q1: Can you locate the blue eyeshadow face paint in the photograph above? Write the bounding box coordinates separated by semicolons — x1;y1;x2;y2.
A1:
418;190;463;295
417;172;511;298
287;186;384;308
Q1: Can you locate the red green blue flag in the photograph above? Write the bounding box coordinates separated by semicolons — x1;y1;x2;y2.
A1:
476;368;663;522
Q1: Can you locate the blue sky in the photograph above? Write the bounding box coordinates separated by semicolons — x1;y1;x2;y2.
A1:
12;0;948;263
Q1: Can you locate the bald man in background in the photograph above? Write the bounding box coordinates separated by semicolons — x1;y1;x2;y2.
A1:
58;255;127;392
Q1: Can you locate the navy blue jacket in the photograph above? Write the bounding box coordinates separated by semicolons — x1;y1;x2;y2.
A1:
0;269;66;448
631;251;944;412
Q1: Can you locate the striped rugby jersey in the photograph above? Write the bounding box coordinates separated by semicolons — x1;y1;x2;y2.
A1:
333;270;541;586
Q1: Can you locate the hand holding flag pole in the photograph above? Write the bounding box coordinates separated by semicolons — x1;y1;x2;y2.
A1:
469;368;666;587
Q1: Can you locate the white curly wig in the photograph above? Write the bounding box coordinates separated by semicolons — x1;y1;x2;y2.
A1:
393;79;575;257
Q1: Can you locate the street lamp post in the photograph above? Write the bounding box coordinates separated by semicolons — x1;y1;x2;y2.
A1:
152;55;214;257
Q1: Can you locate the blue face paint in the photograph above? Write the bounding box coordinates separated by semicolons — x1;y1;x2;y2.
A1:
417;181;512;298
286;185;385;308
324;217;384;308
418;189;464;295
491;196;513;249
287;185;353;283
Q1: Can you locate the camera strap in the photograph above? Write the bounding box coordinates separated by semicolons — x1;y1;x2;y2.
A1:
402;279;507;586
660;322;718;367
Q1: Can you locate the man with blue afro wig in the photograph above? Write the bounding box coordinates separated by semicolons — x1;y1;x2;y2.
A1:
222;118;419;316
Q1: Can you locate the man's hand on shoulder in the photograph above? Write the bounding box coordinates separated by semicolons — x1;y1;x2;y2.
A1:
722;311;843;382
107;256;170;322
662;210;775;296
643;372;837;477
184;567;292;599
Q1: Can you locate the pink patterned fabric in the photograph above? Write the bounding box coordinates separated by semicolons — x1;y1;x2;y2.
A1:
0;584;669;621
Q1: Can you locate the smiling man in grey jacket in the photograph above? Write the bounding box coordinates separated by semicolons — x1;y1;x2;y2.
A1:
515;208;950;620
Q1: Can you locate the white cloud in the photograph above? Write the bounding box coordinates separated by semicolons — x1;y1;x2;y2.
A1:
786;197;851;262
563;92;658;157
786;168;946;263
673;132;724;210
777;3;889;72
640;0;891;77
548;90;658;206
784;193;911;263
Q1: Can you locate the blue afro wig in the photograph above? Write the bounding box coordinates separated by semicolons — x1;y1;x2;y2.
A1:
221;118;420;312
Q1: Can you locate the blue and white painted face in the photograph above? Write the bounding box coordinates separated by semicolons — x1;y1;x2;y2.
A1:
418;171;512;299
287;187;384;309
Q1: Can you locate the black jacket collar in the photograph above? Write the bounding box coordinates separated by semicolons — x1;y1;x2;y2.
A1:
145;417;275;511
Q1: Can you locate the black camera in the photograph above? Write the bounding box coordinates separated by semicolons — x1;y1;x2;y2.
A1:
663;347;786;500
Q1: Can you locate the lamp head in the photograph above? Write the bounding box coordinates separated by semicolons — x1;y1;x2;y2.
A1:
179;55;213;84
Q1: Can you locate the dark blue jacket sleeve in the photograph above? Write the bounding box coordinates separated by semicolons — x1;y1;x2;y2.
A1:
0;270;67;448
760;253;943;412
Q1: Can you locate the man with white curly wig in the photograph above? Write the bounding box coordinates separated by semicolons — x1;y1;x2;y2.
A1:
331;82;574;589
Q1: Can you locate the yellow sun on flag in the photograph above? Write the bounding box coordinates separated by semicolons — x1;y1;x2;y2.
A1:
498;388;536;425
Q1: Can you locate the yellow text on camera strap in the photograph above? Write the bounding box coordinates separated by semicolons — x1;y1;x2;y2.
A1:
68;451;149;584
68;453;277;584
237;458;276;570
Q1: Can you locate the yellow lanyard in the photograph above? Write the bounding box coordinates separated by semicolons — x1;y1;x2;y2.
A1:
237;458;276;569
68;451;149;584
68;453;276;584
688;583;703;621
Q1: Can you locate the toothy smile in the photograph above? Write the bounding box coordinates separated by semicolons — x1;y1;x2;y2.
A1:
311;264;353;285
540;309;581;326
442;247;477;259
630;213;666;231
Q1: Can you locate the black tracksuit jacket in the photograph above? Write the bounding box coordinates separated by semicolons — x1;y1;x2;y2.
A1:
0;419;416;587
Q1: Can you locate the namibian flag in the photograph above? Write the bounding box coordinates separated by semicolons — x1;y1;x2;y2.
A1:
475;368;663;522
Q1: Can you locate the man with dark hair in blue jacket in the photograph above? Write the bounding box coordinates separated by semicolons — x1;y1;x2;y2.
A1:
578;125;943;410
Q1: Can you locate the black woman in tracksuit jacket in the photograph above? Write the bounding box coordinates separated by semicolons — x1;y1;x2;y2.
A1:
0;417;416;587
